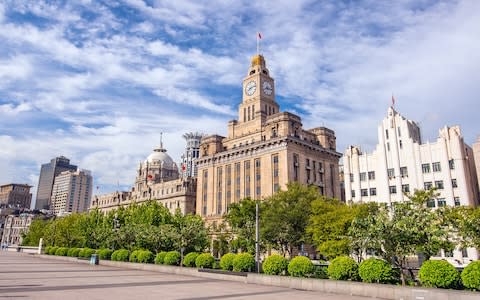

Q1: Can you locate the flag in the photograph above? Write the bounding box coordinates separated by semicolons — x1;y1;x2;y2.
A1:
258;32;262;39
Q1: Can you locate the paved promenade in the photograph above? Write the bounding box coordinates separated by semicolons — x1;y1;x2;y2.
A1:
0;251;373;300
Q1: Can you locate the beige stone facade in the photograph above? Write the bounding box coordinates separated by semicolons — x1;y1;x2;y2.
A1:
90;142;197;216
1;213;34;246
0;184;32;209
196;54;341;223
473;136;480;199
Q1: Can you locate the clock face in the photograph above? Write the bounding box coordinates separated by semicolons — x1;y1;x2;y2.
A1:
245;80;256;96
263;81;273;95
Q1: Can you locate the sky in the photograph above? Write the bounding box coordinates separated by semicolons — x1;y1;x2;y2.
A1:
0;0;479;207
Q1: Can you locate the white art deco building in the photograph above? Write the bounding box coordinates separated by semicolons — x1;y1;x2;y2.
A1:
343;106;479;262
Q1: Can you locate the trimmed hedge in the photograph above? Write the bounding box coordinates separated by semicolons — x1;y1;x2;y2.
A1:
461;261;480;290
233;253;255;272
98;249;114;260
44;246;52;255
288;256;313;277
67;248;81;257
155;251;168;264
164;251;181;266
328;256;359;281
47;246;59;255
358;258;396;284
183;252;199;267
55;247;68;256
130;250;142;263
79;248;96;258
195;253;215;269
418;260;460;289
111;249;129;262
219;253;236;271
263;255;289;275
137;250;154;263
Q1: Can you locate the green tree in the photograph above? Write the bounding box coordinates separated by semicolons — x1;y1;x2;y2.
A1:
224;198;258;253
261;183;320;256
172;212;209;253
21;219;48;246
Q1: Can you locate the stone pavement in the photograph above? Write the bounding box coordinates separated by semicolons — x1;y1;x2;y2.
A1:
0;251;373;300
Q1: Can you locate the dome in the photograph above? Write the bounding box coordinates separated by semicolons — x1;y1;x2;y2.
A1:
145;147;176;170
251;54;266;67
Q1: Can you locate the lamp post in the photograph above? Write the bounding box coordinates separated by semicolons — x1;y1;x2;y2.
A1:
255;200;260;273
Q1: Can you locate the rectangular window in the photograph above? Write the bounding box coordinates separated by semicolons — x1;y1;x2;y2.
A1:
387;168;395;177
389;185;397;194
226;165;232;208
370;188;377;196
350;173;354;182
368;171;375;180
387;142;390;151
435;180;444;189
451;179;458;188
424;181;433;190
427;200;436;208
244;161;251;198
422;163;431;173
361;189;368;196
449;159;455;170
351;190;355;198
437;198;446;207
399;140;403;149
398;127;401;137
385;129;389;139
454;197;460;206
359;172;366;181
402;184;410;193
432;162;441;172
216;167;223;215
293;154;299;181
400;167;408;177
234;163;241;201
255;158;261;198
202;170;208;216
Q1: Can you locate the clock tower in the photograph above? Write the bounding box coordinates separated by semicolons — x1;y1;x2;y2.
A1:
239;54;279;123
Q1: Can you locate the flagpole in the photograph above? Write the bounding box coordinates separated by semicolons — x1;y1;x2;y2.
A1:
257;33;259;54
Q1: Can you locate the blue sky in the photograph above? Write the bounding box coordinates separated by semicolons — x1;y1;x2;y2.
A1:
0;0;479;206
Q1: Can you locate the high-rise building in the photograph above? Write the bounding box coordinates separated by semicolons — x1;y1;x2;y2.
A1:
181;132;204;179
196;54;341;223
0;184;32;209
51;170;92;215
343;106;479;261
35;156;77;210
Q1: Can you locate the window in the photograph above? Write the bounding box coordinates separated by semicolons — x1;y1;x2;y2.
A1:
387;142;390;151
432;162;441;172
424;182;433;190
234;163;241;201
370;188;377;196
454;197;460;206
368;171;375;180
255;159;261;198
385;129;389;139
387;168;395;177
361;189;368;196
360;172;366;181
398;127;401;137
435;180;444;189
402;184;410;193
451;179;457;188
351;190;355;198
399;140;403;149
462;248;468;258
437;198;446;207
350;173;354;182
426;200;436;208
400;167;408;177
422;163;431;173
449;159;455;170
244;161;251;198
293;154;299;181
389;185;397;194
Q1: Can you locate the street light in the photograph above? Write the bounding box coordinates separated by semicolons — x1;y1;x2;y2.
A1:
255;200;260;273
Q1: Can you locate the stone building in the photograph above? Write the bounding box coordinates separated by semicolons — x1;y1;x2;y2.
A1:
1;213;34;246
90;137;197;215
343;106;479;262
0;184;32;209
51;170;93;215
196;54;341;224
473;136;480;198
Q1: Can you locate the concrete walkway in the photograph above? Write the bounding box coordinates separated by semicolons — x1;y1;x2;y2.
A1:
0;252;374;299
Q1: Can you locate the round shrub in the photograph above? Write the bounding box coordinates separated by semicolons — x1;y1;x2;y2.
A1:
44;246;52;255
359;258;395;283
130;250;142;263
263;255;289;275
55;247;68;256
67;248;81;257
233;253;255;272
111;249;129;262
164;251;181;266
48;246;59;255
155;251;168;264
195;253;215;269
328;256;359;281
462;261;480;290
418;260;460;289
80;248;96;258
183;252;199;267
97;249;114;260
220;253;236;271
137;250;154;264
288;256;314;277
